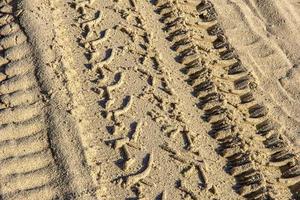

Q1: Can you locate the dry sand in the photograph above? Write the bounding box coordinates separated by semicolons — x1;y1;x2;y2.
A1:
0;0;299;199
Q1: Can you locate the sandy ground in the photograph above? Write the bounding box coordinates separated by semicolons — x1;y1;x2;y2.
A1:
0;0;299;199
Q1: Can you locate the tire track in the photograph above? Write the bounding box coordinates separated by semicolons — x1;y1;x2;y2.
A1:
127;3;211;198
0;0;98;199
70;0;223;199
71;1;156;198
152;0;299;199
0;1;62;199
211;0;300;138
7;0;297;199
139;40;210;199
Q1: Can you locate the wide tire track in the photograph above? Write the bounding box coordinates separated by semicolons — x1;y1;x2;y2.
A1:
0;1;62;199
152;0;300;199
0;0;97;199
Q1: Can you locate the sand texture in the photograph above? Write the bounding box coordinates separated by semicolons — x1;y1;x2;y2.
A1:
0;0;299;199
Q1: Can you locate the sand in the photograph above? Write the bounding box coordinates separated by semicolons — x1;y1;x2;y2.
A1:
0;0;299;199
